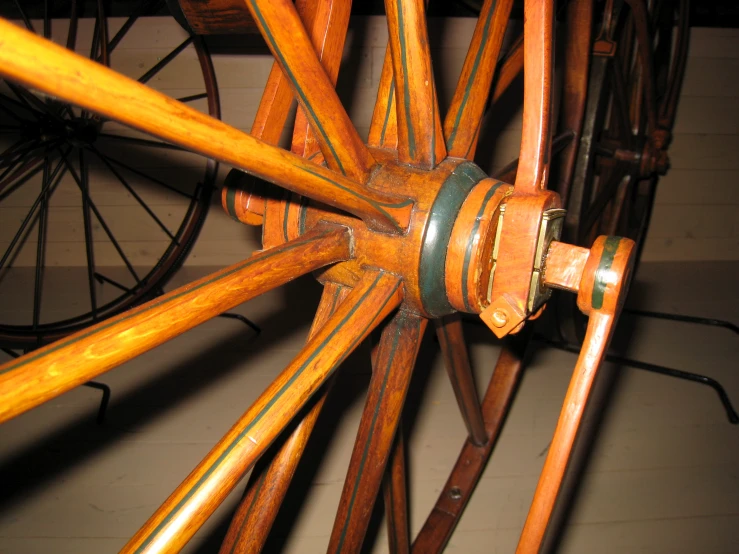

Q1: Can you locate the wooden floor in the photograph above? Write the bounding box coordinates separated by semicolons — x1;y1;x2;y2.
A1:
0;261;737;553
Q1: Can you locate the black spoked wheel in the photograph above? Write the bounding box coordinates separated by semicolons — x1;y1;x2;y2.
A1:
0;0;220;349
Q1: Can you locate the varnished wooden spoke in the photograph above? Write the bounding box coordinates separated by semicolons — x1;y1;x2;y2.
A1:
327;311;427;553
245;0;374;182
444;0;514;159
515;0;555;193
384;0;445;168
384;426;411;554
624;0;658;135
290;0;352;159
490;34;523;105
124;270;404;554
0;225;352;424
413;331;532;553
434;315;487;446
219;282;350;554
0;20;412;233
368;47;398;150
659;0;689;129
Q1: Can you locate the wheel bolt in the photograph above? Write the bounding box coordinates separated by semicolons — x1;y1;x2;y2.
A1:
490;309;508;328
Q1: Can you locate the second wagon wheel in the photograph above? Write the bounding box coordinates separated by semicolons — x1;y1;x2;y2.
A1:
556;0;689;342
0;0;219;349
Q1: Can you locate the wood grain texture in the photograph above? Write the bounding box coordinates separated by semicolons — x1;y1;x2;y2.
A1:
327;311;427;553
516;236;635;553
434;315;487;446
383;427;411;554
0;225;351;424
367;46;398;150
174;0;259;34
123;269;403;554
543;241;590;293
444;0;514;159
245;0;374;182
0;18;411;233
384;0;446;168
218;282;350;554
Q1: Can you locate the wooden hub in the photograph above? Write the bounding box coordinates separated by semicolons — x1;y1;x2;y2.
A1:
289;155;513;317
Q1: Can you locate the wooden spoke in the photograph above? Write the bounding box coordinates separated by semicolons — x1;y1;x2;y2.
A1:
0;225;352;424
0;19;412;233
444;0;514;159
327;311;427;553
659;0;689;129
624;0;658;135
413;331;532;553
384;426;411;554
290;0;352;159
218;282;350;554
124;270;403;554
435;315;487;446
245;0;374;182
251;63;296;145
368;47;398;150
515;0;555;193
384;0;445;168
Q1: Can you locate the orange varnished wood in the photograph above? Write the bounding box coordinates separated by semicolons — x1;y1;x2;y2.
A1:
245;0;374;182
434;315;487;446
383;428;411;554
516;236;635;553
445;178;512;313
543;241;590;293
444;0;514;159
384;0;446;168
327;311;427;553
174;0;258;34
0;225;352;425
218;282;350;554
123;270;403;553
0;19;411;233
412;330;532;553
367;46;399;150
491;34;523;105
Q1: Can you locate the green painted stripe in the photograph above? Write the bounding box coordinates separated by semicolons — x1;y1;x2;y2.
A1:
225;184;239;220
334;315;419;553
591;236;622;310
229;471;267;554
283;194;292;242
461;181;503;312
379;81;395;146
395;0;416;159
299;166;413;232
419;162;486;317
248;1;345;176
446;1;497;151
135;273;401;552
298;195;309;236
0;229;337;378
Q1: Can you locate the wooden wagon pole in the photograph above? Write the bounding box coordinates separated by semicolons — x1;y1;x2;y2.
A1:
0;225;352;424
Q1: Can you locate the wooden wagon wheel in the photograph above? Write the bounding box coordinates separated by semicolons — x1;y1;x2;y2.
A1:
0;0;220;349
557;0;689;343
0;0;643;552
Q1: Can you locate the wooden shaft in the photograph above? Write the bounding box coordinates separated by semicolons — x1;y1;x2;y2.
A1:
383;427;411;554
123;270;404;554
245;0;374;182
515;0;555;192
368;46;398;150
491;34;523;105
624;0;658;135
384;0;446;168
218;283;349;554
434;315;488;446
327;311;427;553
0;225;351;425
516;236;635;552
444;0;514;159
0;18;411;233
412;331;532;554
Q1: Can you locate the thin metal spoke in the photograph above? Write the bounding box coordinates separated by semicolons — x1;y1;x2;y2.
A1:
79;149;99;317
98;132;185;151
95;0;110;67
138;37;193;85
0;153;67;272
0;97;28;122
104;0;161;56
88;145;177;241
91;149;194;199
59;150;141;283
176;92;208;104
7;82;65;124
66;0;79;50
32;156;51;328
0;154;46;202
43;0;51;39
12;0;35;33
94;272;131;293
